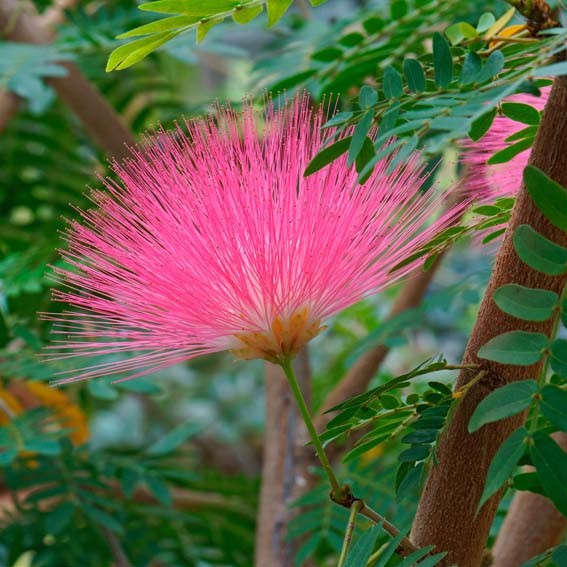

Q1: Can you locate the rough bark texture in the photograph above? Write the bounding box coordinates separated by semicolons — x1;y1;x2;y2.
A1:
411;77;567;566
491;431;567;567
255;351;312;567
0;0;135;158
314;256;443;434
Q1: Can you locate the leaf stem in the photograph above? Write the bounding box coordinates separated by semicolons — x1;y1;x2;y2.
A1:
280;357;342;499
280;357;419;557
337;500;362;567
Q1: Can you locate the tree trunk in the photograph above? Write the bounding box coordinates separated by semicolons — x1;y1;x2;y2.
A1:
411;76;567;566
255;351;312;567
491;432;567;567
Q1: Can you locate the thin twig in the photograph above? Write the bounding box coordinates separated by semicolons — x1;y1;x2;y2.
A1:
337;500;362;567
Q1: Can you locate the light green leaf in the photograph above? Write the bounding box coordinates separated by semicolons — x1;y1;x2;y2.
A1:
233;4;263;23
445;22;477;45
476;12;495;33
478;331;548;366
524;166;567;231
492;284;558;322
531;432;567;516
540;384;567;430
117;15;200;38
139;0;238;14
106;32;179;71
513;224;567;275
468;380;538;433
267;0;293;27
479;426;527;511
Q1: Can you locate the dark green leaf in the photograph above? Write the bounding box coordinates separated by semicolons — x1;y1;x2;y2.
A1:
397;546;435;566
344;525;381;567
492;284;558;322
383;66;403;99
478;331;548;366
513;224;567;275
433;32;453;88
403;58;426;93
82;504;124;534
469;108;497;141
550;340;567;377
479;427;527;510
323;112;353;129
531;432;567;516
488;138;533;165
469;380;538;433
311;47;343;62
502;103;541;125
390;0;408;19
401;429;437;444
45;502;75;535
540;384;567;430
460;51;481;85
513;471;545;495
524;166;567;230
373;532;409;567
146;421;202;456
399;445;430;462
476;50;505;83
348;112;373;165
304;137;352;176
144;475;172;506
359;85;378;109
552;546;567;566
355;137;375;183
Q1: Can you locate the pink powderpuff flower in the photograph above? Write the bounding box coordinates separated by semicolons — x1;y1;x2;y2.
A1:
461;87;549;205
46;95;464;384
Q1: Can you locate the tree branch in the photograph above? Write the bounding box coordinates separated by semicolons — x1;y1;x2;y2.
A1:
0;0;135;158
411;76;567;567
491;431;567;567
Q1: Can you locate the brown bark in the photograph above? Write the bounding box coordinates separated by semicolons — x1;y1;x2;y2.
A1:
0;89;20;134
255;351;312;567
0;0;135;158
314;255;443;434
491;431;567;567
411;77;567;566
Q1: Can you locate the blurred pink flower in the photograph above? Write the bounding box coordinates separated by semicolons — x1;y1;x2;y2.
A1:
47;96;463;383
461;87;549;205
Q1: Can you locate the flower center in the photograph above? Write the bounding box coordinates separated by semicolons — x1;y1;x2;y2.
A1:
230;306;325;364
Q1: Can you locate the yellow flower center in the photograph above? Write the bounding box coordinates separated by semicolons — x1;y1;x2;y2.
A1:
231;306;325;363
